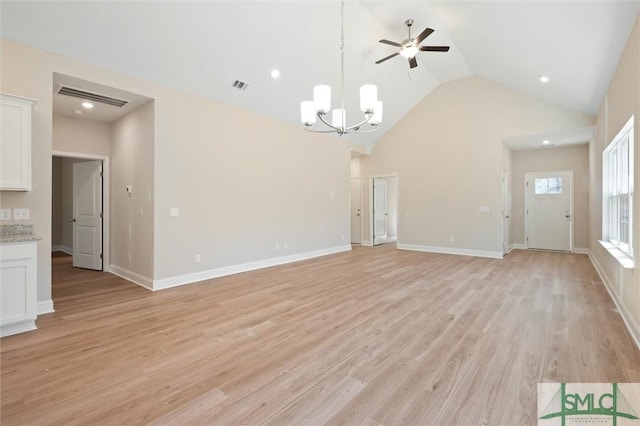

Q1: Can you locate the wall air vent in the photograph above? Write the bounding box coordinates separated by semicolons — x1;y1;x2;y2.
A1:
56;85;129;107
232;80;249;91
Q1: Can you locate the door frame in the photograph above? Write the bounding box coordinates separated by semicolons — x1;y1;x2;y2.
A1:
52;151;110;272
368;173;399;246
501;169;510;255
350;176;362;244
524;169;574;252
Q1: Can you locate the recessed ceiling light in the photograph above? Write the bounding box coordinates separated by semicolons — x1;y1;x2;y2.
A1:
81;101;94;109
270;69;280;79
542;139;551;145
539;75;550;83
72;109;83;115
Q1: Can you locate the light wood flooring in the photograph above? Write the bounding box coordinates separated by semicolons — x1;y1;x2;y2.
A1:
2;246;640;425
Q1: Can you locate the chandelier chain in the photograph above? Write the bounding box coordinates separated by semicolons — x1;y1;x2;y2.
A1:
340;0;345;120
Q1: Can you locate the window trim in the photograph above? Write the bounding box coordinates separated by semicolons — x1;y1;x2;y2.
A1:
601;115;634;268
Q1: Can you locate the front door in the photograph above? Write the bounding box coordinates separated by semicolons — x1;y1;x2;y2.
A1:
525;171;572;251
72;160;103;270
373;178;387;245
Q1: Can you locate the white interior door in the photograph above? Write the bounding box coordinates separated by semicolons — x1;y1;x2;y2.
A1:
373;178;387;245
502;170;510;255
73;160;103;270
525;171;572;251
350;177;361;244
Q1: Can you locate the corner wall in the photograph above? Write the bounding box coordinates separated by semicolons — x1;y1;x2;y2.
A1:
111;101;154;286
588;14;640;345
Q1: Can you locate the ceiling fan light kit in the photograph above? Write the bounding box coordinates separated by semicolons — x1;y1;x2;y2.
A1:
376;19;450;69
300;0;383;136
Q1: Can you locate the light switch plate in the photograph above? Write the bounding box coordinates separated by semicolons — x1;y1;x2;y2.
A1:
0;209;10;220
13;208;30;220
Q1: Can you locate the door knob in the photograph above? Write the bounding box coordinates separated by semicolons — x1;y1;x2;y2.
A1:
565;215;571;218
70;218;76;222
505;215;510;219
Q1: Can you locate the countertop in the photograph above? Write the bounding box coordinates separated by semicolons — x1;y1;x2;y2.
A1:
0;224;42;243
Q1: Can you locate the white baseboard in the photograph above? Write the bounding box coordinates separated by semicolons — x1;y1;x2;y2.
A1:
1;320;36;338
586;249;640;351
52;245;72;255
37;299;55;315
109;265;153;290
510;244;589;255
153;245;352;291
361;240;373;247
397;243;503;259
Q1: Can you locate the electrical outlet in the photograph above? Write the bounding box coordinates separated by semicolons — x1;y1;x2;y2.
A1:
0;209;10;220
170;208;179;217
195;254;201;263
284;242;288;249
13;208;29;220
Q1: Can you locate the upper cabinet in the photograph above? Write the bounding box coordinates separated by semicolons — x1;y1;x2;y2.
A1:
1;93;37;191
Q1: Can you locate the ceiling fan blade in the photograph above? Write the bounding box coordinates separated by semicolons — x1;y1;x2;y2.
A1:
420;46;450;52
375;52;400;64
415;27;434;44
379;39;402;47
409;57;418;69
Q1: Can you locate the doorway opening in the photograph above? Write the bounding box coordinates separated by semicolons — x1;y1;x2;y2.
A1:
52;152;110;271
370;174;399;246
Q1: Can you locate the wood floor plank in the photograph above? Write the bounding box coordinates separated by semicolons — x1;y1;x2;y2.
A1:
2;247;639;425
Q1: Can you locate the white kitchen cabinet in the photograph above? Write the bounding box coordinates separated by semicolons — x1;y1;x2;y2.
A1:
0;242;37;337
1;93;37;191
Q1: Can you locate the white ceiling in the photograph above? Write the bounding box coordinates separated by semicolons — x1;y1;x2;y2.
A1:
2;1;639;150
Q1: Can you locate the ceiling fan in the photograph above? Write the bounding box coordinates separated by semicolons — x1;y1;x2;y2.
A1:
375;19;450;69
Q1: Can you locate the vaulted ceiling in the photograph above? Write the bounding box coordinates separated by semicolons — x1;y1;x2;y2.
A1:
2;1;639;150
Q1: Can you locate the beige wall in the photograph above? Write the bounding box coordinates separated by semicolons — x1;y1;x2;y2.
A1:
52;113;112;157
153;91;349;280
0;38;350;300
360;76;594;256
111;101;154;281
589;14;640;343
511;144;590;249
51;156;62;246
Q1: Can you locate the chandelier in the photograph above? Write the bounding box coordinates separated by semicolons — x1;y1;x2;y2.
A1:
300;0;383;136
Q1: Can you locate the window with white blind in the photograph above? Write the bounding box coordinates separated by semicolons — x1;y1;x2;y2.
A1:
603;116;634;262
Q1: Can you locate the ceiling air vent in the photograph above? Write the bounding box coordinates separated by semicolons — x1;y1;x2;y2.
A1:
56;85;129;107
232;80;249;91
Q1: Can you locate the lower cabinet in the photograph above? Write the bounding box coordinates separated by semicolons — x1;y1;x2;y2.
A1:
0;242;37;337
